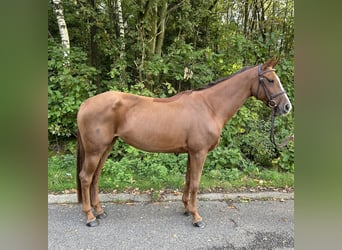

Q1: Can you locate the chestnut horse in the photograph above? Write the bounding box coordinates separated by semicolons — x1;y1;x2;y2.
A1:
76;58;292;228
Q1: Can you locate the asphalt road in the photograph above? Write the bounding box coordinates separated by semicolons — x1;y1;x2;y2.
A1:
48;197;293;249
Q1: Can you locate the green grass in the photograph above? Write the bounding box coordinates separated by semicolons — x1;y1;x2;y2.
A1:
48;154;77;192
199;170;293;192
48;154;294;193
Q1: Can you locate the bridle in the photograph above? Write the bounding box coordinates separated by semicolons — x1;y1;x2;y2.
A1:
256;64;293;149
257;64;285;108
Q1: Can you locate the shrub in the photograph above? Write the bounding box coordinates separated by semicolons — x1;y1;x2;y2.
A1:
48;39;97;138
101;158;135;187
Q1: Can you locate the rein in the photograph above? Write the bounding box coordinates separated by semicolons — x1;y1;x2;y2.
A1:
269;107;294;149
257;64;294;149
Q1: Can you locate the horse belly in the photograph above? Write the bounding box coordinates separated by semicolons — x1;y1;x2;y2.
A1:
120;131;188;153
118;113;188;153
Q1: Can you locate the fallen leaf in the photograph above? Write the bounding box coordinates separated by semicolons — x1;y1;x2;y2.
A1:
239;197;250;203
228;204;237;209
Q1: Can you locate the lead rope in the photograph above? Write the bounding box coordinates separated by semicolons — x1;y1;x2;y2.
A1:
258;64;294;150
269;107;294;149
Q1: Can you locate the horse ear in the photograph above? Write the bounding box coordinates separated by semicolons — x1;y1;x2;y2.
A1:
263;57;280;70
273;57;280;67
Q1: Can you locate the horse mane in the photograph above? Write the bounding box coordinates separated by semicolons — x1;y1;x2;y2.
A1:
194;65;253;91
153;90;193;103
153;65;253;103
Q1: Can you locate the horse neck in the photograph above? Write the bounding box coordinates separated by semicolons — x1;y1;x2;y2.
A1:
201;67;257;128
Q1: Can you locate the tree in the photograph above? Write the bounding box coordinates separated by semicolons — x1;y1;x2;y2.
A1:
47;0;294;98
48;0;294;172
51;0;70;58
116;0;125;56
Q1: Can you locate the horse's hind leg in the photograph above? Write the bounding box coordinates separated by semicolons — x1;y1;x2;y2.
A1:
90;140;116;219
79;153;103;227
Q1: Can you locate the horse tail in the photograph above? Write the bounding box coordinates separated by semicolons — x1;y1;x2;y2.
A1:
76;128;84;203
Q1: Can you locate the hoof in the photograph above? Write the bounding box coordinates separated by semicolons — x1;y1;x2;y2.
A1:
96;211;107;219
86;219;99;227
193;221;206;229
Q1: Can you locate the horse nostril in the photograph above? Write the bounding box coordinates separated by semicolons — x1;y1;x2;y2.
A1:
284;103;291;112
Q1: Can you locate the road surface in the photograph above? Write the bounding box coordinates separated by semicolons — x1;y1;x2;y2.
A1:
48;196;293;249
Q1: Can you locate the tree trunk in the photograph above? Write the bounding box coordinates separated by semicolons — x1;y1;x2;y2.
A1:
52;0;70;58
155;0;167;57
149;4;158;57
258;0;266;42
116;0;125;56
243;0;249;36
135;0;155;83
115;0;127;86
88;0;99;68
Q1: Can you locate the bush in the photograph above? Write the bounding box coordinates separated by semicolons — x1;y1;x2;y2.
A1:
272;141;295;173
48;154;76;191
48;45;294;176
48;154;75;170
114;146;187;183
48;39;97;138
101;158;135;188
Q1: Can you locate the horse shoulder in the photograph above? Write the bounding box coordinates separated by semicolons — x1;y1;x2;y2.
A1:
181;94;221;151
110;91;144;111
110;92;124;110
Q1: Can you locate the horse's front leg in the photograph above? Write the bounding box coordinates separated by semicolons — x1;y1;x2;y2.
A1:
187;150;207;228
182;154;191;216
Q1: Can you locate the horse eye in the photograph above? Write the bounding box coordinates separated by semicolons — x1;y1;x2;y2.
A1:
268;79;274;83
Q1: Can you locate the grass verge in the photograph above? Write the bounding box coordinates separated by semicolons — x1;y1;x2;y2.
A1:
48;154;293;194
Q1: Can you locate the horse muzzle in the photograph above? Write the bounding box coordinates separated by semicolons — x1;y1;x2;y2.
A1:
276;102;292;116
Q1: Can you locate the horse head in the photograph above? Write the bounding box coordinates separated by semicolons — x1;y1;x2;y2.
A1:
254;58;292;116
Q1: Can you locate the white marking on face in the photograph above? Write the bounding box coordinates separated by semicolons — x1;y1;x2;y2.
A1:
274;73;292;113
275;74;285;92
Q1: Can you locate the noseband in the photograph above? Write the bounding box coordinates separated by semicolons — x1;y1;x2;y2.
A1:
256;64;293;149
257;64;285;108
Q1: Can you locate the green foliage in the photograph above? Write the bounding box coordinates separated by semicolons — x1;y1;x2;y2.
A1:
112;146;187;184
272;141;295;173
49;154;75;170
48;154;76;191
48;39;97;137
47;153;293;193
100;145;188;189
48;0;295;183
204;96;294;173
101;158;135;188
